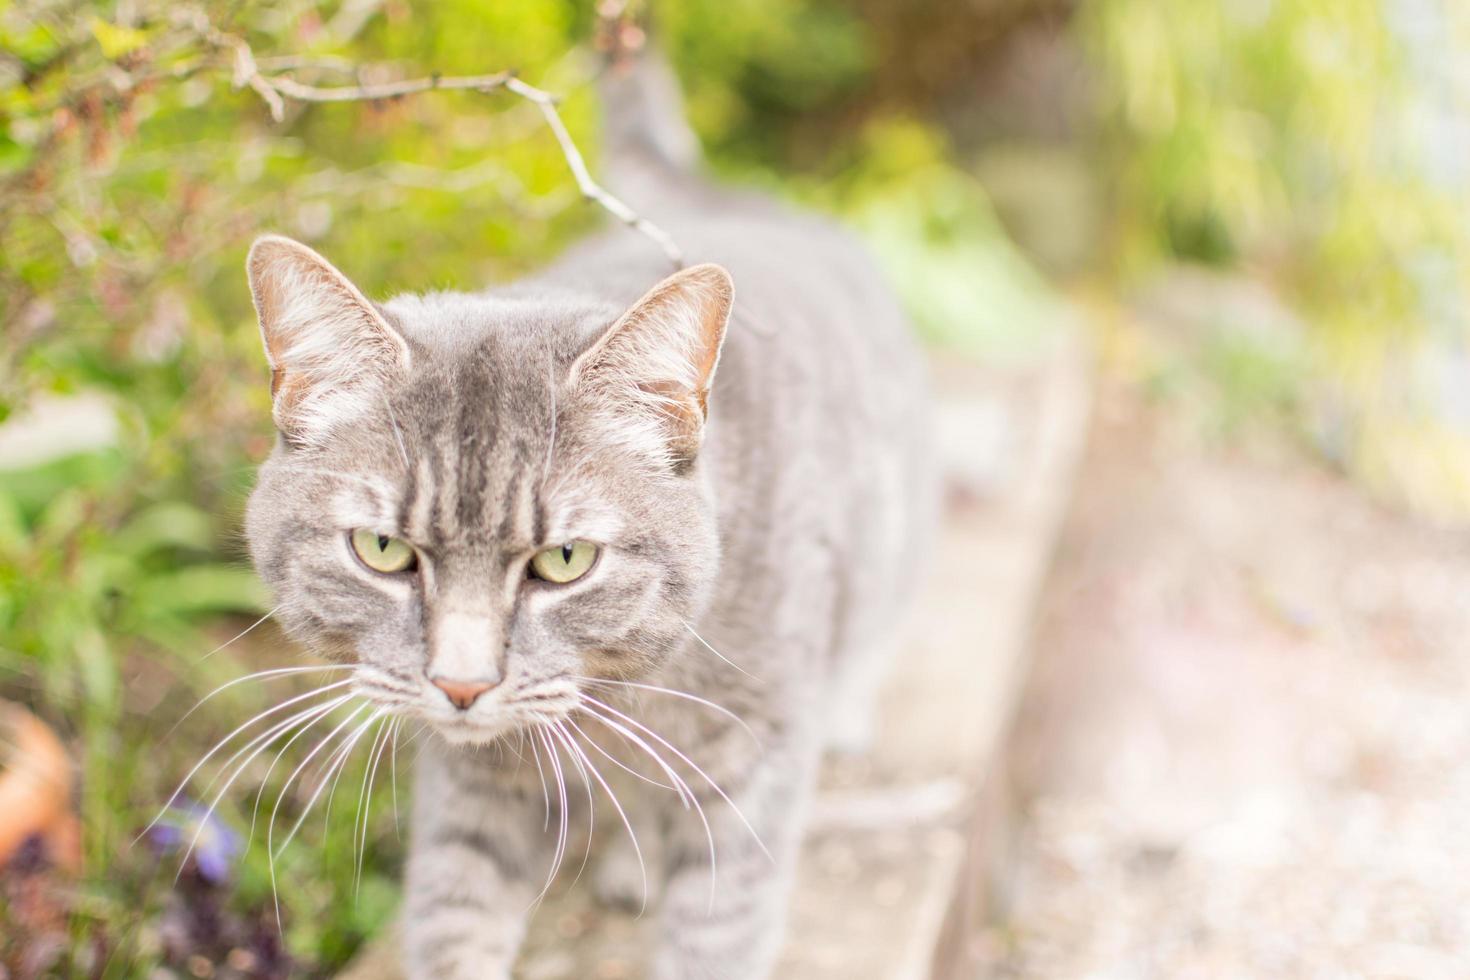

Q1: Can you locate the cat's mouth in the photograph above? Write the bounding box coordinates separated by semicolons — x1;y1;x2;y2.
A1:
432;715;510;746
412;707;532;747
348;666;585;746
419;693;583;748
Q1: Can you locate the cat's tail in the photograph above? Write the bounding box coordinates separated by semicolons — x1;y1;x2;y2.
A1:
597;45;701;196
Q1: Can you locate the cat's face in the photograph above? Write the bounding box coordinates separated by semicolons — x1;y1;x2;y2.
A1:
243;236;732;745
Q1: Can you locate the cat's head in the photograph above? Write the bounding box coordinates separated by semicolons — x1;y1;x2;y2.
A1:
243;235;733;745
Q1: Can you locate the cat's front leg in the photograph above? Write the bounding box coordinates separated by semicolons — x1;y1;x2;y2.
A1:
402;740;551;980
652;741;818;980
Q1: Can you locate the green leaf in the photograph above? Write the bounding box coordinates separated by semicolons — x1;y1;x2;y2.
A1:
0;450;126;524
88;17;149;60
0;491;25;549
115;501;216;557
75;626;119;715
853;167;1066;359
130;565;271;618
0;24;63;66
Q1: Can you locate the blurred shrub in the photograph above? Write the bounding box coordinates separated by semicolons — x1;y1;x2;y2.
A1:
1083;0;1470;515
0;3;606;966
658;0;875;167
836;118;1069;359
0;0;622;968
1;0;1045;970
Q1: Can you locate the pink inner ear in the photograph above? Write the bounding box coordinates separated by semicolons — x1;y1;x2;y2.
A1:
246;235;410;443
571;263;733;467
580;262;734;395
681;265;734;393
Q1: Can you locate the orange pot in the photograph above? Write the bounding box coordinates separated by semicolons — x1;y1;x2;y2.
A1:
0;701;78;871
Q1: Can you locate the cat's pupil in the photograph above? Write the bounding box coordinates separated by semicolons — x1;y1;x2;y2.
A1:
378;534;389;551
561;543;574;563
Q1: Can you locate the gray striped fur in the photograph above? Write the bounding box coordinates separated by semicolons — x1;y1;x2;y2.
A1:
244;52;935;980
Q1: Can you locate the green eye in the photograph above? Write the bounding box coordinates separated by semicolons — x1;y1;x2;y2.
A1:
529;540;598;584
350;529;417;574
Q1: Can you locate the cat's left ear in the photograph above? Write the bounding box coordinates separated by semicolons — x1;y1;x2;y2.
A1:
247;235;410;447
573;263;734;467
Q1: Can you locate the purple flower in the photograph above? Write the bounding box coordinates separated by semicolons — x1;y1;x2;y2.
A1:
147;802;242;884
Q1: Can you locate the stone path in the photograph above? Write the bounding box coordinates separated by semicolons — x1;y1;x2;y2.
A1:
968;379;1470;978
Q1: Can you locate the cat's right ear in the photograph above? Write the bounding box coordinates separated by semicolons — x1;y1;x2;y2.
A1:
246;235;410;447
571;263;734;468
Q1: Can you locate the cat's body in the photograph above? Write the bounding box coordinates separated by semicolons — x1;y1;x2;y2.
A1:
245;55;934;980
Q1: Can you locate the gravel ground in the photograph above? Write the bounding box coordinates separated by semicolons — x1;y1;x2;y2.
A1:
982;382;1470;979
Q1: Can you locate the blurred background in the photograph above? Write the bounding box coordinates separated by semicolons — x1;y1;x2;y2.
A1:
2;0;1468;977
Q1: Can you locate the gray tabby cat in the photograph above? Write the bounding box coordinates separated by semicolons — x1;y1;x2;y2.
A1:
244;53;934;980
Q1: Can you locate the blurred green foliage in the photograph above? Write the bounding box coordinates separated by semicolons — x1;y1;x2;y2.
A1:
1084;0;1470;512
6;0;1466;971
0;0;1050;972
1087;0;1465;311
1;2;601;969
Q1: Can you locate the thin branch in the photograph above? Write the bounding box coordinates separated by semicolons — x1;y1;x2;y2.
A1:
264;68;519;108
253;54;362;76
192;16;683;268
503;76;683;267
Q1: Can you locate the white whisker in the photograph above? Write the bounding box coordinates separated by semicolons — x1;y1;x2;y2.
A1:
530;726;570;908
561;722;648;915
278;707;383;860
582;694;771;864
565;716;677;792
167;663;356;738
529;729;551;832
505;728;534;771
384;397;410;469
172;693;350;880
267;702;370;928
576;676;760;745
577;698;716;902
190;692;348;814
247;695;356;845
542;354;559;485
575;702;697;811
547;727;570;890
552;721;596;884
356;715;394;898
390;717;404;841
682;621;756;679
333;716;384;836
198;606;281;662
321;710;378;835
143;678;356;842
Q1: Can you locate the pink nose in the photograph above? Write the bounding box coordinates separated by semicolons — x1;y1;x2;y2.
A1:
431;677;496;710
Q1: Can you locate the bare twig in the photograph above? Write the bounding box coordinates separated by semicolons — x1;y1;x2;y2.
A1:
253;54;362;76
188;14;683;267
258;67;520;111
503;76;683;266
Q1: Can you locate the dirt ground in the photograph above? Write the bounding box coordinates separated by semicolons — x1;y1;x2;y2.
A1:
980;379;1470;978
